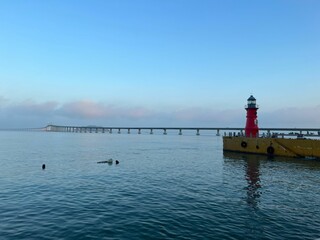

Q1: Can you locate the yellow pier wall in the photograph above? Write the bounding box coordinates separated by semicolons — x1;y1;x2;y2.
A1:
223;136;320;159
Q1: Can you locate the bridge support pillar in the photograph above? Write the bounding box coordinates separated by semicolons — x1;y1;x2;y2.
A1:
179;129;182;135
118;129;121;134
109;129;112;134
128;129;130;134
216;129;220;136
138;129;141;134
150;129;153;134
196;129;200;135
163;129;167;135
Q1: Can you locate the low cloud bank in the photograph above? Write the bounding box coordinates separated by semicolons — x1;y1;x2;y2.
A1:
260;106;320;128
0;97;319;128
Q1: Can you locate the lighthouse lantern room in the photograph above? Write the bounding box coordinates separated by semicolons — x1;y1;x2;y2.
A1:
245;95;259;138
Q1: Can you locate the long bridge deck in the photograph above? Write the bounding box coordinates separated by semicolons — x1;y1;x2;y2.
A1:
44;124;320;137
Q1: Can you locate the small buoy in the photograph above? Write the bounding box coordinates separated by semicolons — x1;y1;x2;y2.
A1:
115;160;119;165
42;164;46;170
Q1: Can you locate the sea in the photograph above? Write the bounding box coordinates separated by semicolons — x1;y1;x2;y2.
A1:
0;130;320;240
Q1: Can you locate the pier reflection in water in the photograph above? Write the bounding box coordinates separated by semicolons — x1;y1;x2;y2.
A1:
222;152;320;239
223;152;262;209
245;156;261;208
223;152;320;210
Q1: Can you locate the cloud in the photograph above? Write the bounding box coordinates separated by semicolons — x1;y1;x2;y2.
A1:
0;96;161;128
172;107;243;126
0;96;9;106
260;105;320;128
8;100;59;117
58;100;108;118
0;96;319;128
0;98;59;128
57;100;154;120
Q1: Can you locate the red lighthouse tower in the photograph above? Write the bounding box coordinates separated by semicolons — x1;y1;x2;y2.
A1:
245;95;259;138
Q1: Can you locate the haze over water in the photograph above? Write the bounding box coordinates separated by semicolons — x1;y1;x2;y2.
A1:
1;131;319;239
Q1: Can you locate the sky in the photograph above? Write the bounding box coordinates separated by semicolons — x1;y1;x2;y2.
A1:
0;0;319;128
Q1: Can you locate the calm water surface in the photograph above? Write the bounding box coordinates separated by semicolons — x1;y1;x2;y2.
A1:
0;131;320;240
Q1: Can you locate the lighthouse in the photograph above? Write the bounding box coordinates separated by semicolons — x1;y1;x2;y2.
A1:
245;95;259;137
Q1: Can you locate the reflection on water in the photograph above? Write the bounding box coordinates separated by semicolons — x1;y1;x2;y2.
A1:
224;152;262;208
223;151;320;211
224;151;320;169
245;157;261;208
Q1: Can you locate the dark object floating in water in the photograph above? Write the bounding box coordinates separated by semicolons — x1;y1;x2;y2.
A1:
97;158;113;164
42;164;46;170
115;160;119;165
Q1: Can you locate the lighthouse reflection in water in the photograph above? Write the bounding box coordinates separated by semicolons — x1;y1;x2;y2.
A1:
224;152;262;208
245;158;261;208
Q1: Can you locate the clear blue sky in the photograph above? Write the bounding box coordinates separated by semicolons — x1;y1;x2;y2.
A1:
0;0;319;128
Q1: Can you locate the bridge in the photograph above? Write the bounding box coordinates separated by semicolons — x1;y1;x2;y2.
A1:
44;124;320;137
0;127;47;132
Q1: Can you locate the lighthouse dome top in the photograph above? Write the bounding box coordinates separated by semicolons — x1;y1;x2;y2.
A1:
247;95;256;101
246;95;258;108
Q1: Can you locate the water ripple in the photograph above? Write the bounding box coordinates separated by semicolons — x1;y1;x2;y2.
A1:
0;132;320;239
